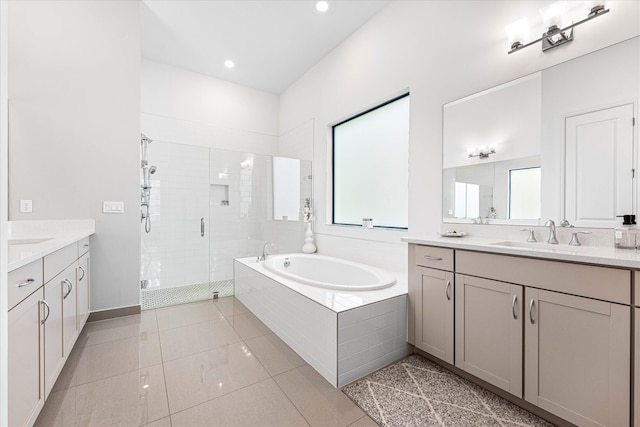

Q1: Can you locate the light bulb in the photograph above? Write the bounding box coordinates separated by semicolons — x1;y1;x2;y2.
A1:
540;1;567;30
504;18;529;49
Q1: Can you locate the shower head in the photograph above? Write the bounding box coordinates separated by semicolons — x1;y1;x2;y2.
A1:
141;133;153;145
149;166;157;174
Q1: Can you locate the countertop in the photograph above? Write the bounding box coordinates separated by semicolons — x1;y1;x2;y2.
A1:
401;234;640;269
8;220;95;271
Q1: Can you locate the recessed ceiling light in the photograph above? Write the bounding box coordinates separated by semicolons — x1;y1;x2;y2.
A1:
315;1;329;13
224;60;235;69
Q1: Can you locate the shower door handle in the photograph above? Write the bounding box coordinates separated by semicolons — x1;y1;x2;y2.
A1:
201;218;205;237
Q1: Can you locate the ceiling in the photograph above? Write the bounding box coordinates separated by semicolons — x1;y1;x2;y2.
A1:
141;0;391;94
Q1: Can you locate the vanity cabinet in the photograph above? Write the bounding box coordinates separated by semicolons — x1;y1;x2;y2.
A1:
8;289;45;427
454;274;522;397
525;288;630;427
409;245;454;363
408;243;632;427
9;238;92;427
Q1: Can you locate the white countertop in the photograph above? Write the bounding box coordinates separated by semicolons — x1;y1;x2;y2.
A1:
236;256;408;313
402;234;640;269
8;220;95;271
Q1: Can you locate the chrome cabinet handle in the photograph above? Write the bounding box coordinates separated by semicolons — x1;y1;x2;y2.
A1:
423;255;443;261
17;278;35;288
40;300;51;324
201;218;205;237
63;278;73;299
445;280;451;301
529;299;535;324
512;295;518;319
77;265;85;281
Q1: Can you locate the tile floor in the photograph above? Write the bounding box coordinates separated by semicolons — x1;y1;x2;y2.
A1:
35;297;377;427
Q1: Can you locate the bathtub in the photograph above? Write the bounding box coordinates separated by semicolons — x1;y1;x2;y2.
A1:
263;253;396;291
234;254;410;387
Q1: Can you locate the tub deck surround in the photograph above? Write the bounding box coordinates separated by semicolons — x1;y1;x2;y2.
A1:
234;255;410;387
401;234;640;268
8;219;95;271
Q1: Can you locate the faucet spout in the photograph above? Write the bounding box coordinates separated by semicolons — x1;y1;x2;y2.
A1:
259;241;276;261
544;220;559;244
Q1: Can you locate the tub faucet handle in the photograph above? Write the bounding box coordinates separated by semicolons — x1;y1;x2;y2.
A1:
520;228;537;243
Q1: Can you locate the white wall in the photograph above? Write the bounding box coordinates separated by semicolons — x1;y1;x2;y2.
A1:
141;59;280;154
0;1;8;423
8;1;141;312
279;0;640;273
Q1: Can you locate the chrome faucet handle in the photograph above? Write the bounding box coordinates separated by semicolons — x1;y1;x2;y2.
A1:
520;228;537;243
569;231;592;246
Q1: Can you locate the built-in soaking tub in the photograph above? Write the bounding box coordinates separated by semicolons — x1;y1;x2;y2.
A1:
234;254;409;387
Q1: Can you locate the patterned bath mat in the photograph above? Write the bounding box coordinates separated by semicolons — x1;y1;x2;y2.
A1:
342;354;555;427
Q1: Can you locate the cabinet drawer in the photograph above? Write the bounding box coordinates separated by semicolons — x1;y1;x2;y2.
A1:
78;237;90;256
414;245;454;271
457;250;630;305
44;243;77;284
8;259;43;310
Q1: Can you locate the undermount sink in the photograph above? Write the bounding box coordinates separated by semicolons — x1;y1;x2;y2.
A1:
8;237;53;245
491;240;593;253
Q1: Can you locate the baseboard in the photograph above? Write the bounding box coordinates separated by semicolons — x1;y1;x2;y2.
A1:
412;347;575;427
87;305;141;322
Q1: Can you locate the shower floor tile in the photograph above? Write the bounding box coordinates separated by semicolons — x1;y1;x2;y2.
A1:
141;279;234;310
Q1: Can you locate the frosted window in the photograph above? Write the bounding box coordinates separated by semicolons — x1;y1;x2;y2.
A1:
509;167;541;219
333;94;409;228
273;157;301;221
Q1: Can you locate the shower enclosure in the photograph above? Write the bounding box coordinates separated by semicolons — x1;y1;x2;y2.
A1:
139;138;312;310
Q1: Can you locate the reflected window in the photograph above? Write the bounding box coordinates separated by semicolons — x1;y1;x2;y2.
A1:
509;167;541;219
454;182;480;218
332;93;409;229
273;157;301;221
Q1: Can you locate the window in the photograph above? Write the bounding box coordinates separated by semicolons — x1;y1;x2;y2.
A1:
508;167;541;219
332;94;409;229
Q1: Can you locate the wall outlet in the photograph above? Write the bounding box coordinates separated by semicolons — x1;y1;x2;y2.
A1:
20;199;33;213
103;201;124;213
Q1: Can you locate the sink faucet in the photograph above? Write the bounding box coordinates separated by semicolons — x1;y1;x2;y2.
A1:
544;220;559;244
258;241;276;262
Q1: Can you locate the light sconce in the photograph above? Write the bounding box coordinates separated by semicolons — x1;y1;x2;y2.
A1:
467;146;496;159
505;0;609;54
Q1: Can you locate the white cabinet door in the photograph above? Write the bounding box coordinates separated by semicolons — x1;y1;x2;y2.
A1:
61;263;78;356
415;267;454;363
8;289;45;427
565;103;634;228
635;307;640;427
43;274;64;399
76;252;90;331
525;288;630;427
455;274;523;397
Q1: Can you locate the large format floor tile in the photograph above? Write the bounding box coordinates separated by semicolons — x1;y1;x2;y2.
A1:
275;365;367;427
212;295;249;318
224;311;271;340
155;300;225;331
244;332;306;376
171;378;309;427
76;311;158;348
163;341;270;413
159;317;242;361
35;364;169;427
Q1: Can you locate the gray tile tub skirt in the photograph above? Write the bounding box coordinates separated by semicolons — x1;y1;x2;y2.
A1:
342;354;555;427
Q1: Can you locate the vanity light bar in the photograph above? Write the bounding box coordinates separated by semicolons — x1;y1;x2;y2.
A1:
468;148;496;159
508;5;609;54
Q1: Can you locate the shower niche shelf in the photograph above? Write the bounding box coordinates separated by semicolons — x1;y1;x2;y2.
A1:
211;184;230;207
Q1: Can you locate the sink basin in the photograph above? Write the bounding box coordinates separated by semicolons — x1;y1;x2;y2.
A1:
491;241;593;253
8;237;53;245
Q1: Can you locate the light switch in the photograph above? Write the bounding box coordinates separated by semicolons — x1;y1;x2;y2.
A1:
20;200;33;213
103;201;124;214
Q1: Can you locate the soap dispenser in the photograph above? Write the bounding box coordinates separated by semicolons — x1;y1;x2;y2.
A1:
615;214;638;249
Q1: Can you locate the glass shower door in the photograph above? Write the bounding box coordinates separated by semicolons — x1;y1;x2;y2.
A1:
140;141;210;309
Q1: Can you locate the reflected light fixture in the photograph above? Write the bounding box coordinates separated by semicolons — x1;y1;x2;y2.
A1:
505;0;609;54
315;1;329;13
224;59;235;69
467;146;496;159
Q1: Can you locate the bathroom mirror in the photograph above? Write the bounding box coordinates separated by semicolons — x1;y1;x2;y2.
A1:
442;36;639;227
